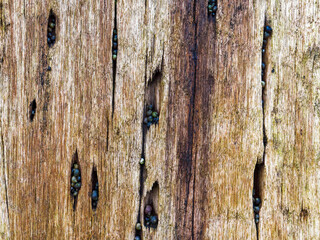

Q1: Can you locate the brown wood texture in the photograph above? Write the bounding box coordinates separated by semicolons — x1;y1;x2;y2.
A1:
0;0;320;239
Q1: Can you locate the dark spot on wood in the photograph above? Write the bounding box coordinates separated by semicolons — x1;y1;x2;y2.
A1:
29;99;37;122
91;166;99;210
300;208;308;220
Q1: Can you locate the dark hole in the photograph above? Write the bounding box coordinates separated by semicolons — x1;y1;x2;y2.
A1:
207;0;218;19
253;163;264;203
91;166;99;210
29;99;37;122
47;10;57;48
70;150;81;211
253;162;265;238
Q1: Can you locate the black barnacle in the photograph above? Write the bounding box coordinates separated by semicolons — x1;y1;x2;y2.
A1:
147;110;153;116
150;215;157;225
264;31;270;38
265;26;272;33
92;190;98;201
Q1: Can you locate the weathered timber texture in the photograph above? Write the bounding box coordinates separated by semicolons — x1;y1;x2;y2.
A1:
0;0;320;239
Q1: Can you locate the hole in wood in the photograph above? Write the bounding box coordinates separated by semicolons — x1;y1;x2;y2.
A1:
252;163;265;228
111;27;118;117
47;10;57;48
143;181;159;229
143;70;163;129
145;70;163;113
261;24;272;90
70;150;81;210
208;0;217;19
91;166;99;210
29;99;37;122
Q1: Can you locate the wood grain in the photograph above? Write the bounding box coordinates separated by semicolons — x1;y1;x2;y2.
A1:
0;0;319;239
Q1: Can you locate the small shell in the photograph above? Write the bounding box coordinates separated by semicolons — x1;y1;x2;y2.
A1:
136;222;142;230
152;112;158;118
147;110;153;116
145;205;152;216
73;169;80;177
92;190;98;201
150;215;158;224
71;176;78;183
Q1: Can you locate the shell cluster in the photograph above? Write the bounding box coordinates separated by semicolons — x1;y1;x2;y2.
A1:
261;25;272;87
70;163;81;197
208;0;218;18
112;28;118;61
91;182;99;209
143;105;159;128
144;204;158;228
252;191;261;224
47;13;56;47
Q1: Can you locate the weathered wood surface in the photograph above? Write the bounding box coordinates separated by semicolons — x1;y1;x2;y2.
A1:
0;0;319;239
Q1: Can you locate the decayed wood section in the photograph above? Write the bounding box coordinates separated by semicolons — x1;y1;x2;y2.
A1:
0;0;320;239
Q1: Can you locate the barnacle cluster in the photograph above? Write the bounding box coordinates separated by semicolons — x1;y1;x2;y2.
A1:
143;105;159;128
47;12;56;47
91;182;99;209
112;28;118;61
208;0;217;18
70;163;81;197
261;25;272;87
144;205;158;228
252;190;261;224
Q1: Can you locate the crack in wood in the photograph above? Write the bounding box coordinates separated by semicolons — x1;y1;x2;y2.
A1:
111;0;118;118
254;18;272;240
191;0;198;238
91;166;99;210
1;132;10;232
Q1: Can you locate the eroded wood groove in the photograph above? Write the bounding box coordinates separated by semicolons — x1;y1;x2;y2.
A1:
1;132;10;232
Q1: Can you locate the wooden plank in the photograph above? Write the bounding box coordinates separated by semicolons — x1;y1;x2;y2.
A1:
0;0;320;239
261;0;320;239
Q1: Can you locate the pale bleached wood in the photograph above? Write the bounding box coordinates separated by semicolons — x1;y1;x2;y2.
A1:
261;0;320;239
